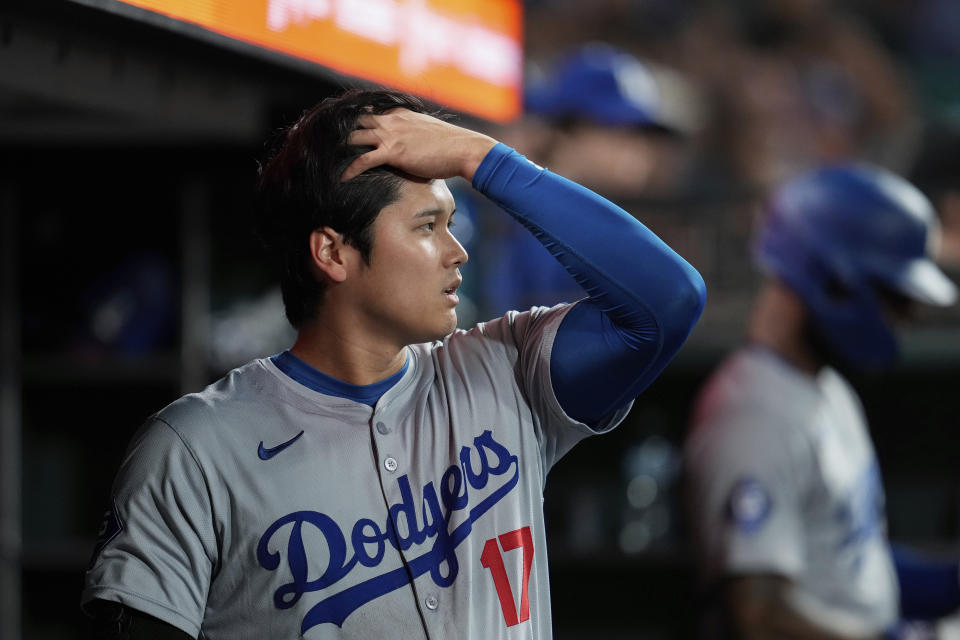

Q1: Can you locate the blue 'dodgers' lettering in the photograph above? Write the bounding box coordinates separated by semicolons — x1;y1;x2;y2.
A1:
256;429;520;633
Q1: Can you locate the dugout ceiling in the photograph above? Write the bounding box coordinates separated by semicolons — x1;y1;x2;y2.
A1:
0;0;521;145
0;0;342;145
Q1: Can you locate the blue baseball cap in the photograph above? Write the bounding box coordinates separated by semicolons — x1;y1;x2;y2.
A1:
525;43;667;128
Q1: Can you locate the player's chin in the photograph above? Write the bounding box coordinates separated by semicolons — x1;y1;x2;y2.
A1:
411;311;458;344
433;310;459;341
438;310;459;337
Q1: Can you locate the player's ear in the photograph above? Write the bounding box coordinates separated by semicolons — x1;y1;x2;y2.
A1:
308;227;352;283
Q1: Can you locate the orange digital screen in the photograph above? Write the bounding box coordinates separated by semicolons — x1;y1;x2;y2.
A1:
104;0;523;122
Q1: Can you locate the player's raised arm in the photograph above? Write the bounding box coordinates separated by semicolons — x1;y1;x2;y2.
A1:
471;144;706;425
342;108;706;426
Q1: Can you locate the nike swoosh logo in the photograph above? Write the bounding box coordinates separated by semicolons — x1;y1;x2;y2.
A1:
258;430;305;461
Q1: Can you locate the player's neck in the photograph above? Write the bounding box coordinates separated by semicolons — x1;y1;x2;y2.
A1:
290;317;408;387
747;280;823;376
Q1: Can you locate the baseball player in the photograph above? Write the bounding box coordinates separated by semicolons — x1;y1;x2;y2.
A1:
683;164;960;639
82;89;706;639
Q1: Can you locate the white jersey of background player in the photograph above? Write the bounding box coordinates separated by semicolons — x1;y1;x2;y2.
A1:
684;165;960;640
81;90;706;639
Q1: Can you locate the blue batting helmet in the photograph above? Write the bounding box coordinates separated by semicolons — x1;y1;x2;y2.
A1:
755;164;957;369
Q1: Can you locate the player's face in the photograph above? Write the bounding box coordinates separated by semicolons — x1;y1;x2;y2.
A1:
351;177;468;346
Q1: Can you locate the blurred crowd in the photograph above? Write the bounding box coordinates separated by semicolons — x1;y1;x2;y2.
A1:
517;0;956;193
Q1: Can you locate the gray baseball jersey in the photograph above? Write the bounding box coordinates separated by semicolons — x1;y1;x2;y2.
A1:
684;346;898;636
83;302;631;639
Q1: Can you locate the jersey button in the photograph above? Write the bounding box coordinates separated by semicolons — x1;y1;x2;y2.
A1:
384;457;398;472
376;421;390;435
425;595;438;611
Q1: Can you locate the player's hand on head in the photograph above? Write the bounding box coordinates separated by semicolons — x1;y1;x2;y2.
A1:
341;108;497;182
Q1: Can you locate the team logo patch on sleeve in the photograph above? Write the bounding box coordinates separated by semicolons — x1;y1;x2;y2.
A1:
88;500;124;569
726;477;772;534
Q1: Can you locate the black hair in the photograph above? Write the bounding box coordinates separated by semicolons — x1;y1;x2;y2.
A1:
256;89;439;328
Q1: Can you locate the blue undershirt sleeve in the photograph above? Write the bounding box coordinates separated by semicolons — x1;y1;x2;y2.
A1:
472;143;706;425
892;544;960;620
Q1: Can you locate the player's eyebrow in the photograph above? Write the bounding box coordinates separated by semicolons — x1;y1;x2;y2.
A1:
413;207;456;220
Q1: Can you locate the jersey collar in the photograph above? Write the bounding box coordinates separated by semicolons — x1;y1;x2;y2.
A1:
270;350;410;407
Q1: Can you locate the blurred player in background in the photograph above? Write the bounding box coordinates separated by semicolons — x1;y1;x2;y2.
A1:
483;42;703;317
520;43;702;198
684;164;960;639
81;89;705;639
